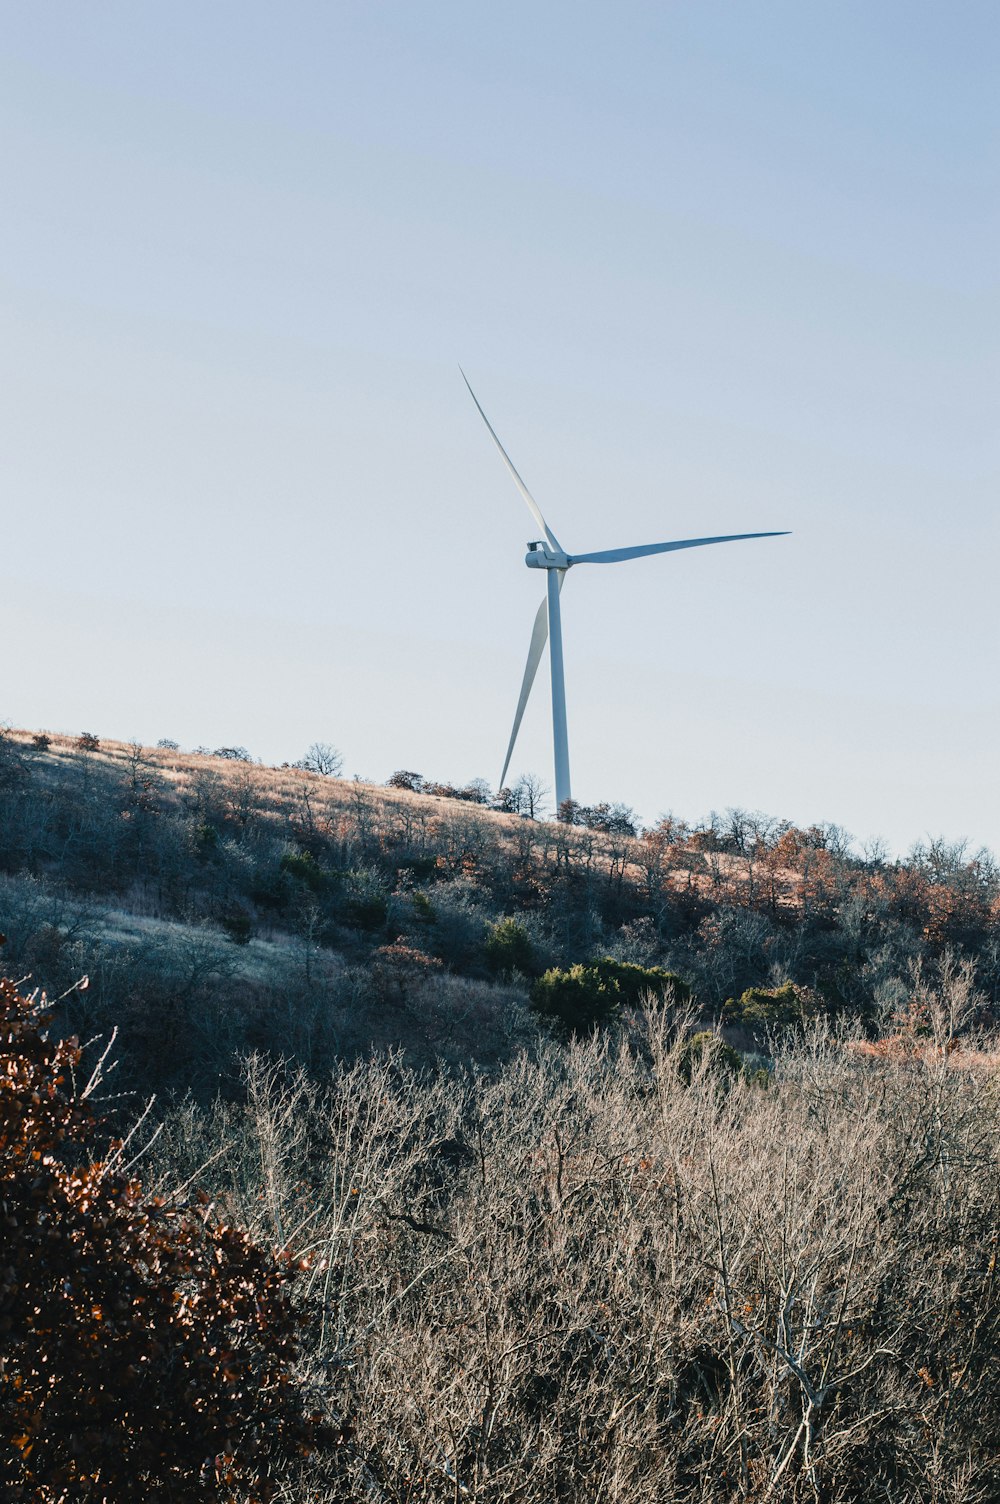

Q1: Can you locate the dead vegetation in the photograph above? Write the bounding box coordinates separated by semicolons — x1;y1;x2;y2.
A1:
149;988;1000;1502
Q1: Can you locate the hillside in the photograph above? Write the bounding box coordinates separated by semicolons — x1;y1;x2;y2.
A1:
5;726;1000;1500
1;726;998;1095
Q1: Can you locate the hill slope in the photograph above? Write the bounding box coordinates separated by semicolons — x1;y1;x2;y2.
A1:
1;726;997;1093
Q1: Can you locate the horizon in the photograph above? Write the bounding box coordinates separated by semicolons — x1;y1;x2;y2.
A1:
8;724;995;868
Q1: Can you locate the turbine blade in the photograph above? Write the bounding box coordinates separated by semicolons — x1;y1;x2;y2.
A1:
461;368;563;553
499;577;564;790
568;531;790;565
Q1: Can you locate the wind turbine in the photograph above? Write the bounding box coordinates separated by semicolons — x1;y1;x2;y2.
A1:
462;371;790;813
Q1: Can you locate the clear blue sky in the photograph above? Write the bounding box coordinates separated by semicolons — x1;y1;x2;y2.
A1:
3;2;998;854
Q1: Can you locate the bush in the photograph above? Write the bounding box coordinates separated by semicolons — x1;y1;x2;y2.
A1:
194;820;220;856
279;848;327;893
485;917;537;976
591;957;691;1009
145;1008;1000;1502
411;890;436;924
723;980;816;1034
387;770;424;792
75;731;100;752
345;870;389;932
31;733;52;751
531;964;618;1037
0;977;318;1502
422;779;492;806
220;904;254;945
531;958;691;1037
370;940;443;1004
555;800;638;835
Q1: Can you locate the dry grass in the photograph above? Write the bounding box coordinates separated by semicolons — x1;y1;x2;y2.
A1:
6;728;784;904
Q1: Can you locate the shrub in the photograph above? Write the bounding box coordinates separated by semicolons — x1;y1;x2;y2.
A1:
485;917;537;977
220;904;254;945
75;731;100;752
531;959;691;1037
411;890;436;924
387;770;424;792
0;977;318;1502
530;964;618;1037
279;848;327;893
0;727;30;790
723;980;816;1033
370;940;443;1003
194;820;220;856
555;800;638;835
213;746;252;762
345;870;389;932
591;957;691;1009
31;733;52;751
156;737;180;750
398;854;438;882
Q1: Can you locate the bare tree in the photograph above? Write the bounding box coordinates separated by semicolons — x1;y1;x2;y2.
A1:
514;772;549;820
296;742;343;777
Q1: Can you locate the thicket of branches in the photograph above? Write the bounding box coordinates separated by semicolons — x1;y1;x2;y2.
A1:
150;973;1000;1503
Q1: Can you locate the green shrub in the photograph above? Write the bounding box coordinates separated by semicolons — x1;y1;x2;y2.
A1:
592;957;691;1009
531;958;692;1038
346;895;385;931
345;870;389;933
279;848;326;893
485;918;537;977
531;964;615;1037
723;981;815;1032
194;820;219;856
412;890;437;924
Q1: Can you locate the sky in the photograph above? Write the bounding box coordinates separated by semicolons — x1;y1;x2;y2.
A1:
2;2;998;855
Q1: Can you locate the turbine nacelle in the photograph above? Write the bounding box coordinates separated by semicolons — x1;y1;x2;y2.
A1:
525;542;569;570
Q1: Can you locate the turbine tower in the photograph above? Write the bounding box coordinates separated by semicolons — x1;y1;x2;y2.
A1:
462;371;789;813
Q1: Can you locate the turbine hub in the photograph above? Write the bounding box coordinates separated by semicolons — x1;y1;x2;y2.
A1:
525;544;569;570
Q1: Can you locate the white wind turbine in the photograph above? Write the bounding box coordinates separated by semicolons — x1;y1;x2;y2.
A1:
462;371;790;812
